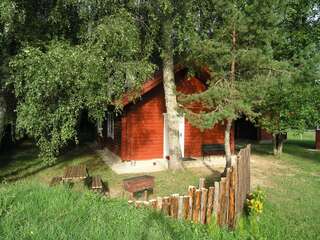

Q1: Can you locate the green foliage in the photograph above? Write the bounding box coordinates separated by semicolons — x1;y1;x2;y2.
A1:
180;0;286;130
256;1;320;137
9;8;154;164
246;187;266;216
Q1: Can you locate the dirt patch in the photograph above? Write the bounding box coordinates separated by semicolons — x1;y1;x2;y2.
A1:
251;154;297;188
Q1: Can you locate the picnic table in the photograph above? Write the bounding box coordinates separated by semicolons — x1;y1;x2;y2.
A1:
62;164;88;182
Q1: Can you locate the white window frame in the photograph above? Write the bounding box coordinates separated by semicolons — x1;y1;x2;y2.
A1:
107;114;114;140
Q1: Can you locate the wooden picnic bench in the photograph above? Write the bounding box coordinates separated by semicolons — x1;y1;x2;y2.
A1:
123;175;155;200
91;176;103;192
49;176;62;187
62;164;88;182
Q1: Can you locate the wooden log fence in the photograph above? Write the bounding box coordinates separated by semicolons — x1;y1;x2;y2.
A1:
128;144;251;229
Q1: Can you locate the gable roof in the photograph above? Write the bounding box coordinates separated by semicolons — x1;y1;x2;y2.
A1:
120;65;211;107
121;65;185;106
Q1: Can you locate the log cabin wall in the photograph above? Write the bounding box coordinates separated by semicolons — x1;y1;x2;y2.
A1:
113;69;235;161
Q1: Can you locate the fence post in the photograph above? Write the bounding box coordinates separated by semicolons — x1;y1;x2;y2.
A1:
206;186;215;224
178;196;184;219
157;197;163;211
193;189;201;223
188;186;196;220
199;177;205;189
170;194;179;218
213;181;220;224
228;166;236;229
183;196;190;220
162;197;170;215
218;177;226;226
200;188;208;224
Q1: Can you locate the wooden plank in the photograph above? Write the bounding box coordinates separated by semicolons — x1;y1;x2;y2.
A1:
150;199;157;209
170;194;179;218
224;168;231;224
63;167;71;180
162;197;170;215
206;186;214;224
200;188;208;224
228;166;236;229
193;189;201;223
71;166;77;179
135;201;143;208
188;186;196;220
183;196;190;220
199;178;205;189
218;177;226;226
157;197;163;211
213;181;220;224
178;196;184;219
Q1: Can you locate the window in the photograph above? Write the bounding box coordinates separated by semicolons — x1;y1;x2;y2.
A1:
107;114;114;139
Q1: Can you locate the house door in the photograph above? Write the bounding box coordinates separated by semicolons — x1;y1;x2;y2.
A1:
163;114;185;158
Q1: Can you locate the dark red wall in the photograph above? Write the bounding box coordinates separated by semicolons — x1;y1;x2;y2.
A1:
114;70;235;161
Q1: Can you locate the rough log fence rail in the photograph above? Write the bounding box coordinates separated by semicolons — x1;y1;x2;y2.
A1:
128;145;251;229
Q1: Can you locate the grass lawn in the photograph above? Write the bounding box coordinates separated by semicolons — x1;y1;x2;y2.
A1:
0;142;222;198
0;131;320;239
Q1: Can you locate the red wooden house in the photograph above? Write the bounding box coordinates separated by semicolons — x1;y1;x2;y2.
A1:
102;67;235;161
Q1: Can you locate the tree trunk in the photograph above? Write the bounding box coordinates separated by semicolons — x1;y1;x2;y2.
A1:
162;20;182;170
224;119;233;171
273;133;284;156
223;28;236;174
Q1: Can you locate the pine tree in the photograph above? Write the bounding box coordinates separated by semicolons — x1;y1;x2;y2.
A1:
180;0;290;163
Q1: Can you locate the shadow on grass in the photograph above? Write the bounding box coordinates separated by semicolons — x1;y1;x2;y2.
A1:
0;141;101;182
251;139;320;166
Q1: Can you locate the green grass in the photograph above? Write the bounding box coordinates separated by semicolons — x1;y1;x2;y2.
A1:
0;143;221;198
0;182;212;240
1;132;320;239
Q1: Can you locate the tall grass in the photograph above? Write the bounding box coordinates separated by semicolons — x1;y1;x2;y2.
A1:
0;182;213;240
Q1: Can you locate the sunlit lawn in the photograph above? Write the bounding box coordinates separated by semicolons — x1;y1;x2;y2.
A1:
1;130;320;239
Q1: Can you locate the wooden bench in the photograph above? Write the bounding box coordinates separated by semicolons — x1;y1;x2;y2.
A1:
62;164;88;182
91;176;103;192
49;176;62;187
123;175;155;200
202;144;225;160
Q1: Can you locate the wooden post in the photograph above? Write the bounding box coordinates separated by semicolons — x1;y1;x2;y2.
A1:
218;177;226;226
188;186;196;220
224;169;231;224
193;189;201;223
135;201;143;208
183;196;190;220
162;197;170;215
200;188;208;224
150;199;157;209
206;186;215;224
170;194;179;218
213;181;220;223
199;178;205;189
178;196;184;219
228;166;236;229
157;197;163;211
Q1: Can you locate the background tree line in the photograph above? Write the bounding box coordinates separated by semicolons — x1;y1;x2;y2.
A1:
0;0;319;169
